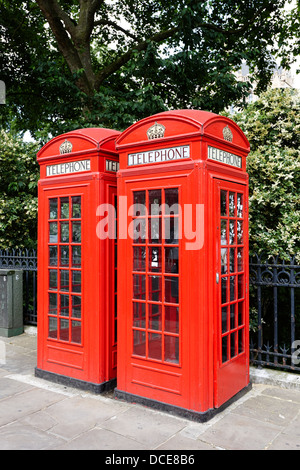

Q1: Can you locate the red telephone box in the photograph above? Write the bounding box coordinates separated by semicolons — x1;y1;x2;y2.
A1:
35;128;120;392
115;110;251;420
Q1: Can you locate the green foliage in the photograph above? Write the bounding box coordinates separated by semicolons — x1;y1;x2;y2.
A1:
233;89;300;261
0;129;39;249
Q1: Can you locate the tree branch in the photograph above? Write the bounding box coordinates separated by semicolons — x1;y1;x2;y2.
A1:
93;19;140;41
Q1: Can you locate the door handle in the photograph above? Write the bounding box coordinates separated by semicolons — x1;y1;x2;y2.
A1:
216;273;220;284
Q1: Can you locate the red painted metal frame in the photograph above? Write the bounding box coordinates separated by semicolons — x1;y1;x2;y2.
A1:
36;128;120;390
115;110;251;416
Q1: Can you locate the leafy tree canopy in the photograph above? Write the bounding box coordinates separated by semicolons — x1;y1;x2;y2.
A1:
0;0;298;140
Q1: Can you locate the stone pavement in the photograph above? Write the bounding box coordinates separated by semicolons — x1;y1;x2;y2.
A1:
0;329;299;451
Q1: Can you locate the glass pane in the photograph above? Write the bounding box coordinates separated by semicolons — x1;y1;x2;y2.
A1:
237;221;243;244
230;304;235;329
229;192;235;217
49;293;57;314
165;217;178;244
221;190;227;216
59;319;69;341
230;276;236;301
60;197;69;219
133;274;146;300
222;306;228;333
133;302;146;328
72;271;81;293
60;222;69;243
165;247;179;274
148;333;162;360
221;220;228;245
49;222;58;243
60;294;69;317
72;295;81;319
49;199;58;219
238;329;244;354
237;193;243;218
133;191;146;216
60;270;69;292
72;246;81;267
165;305;179;334
72;222;81;243
164;335;179;364
149;247;161;272
237;248;243;272
149;218;161;244
221;248;228;274
49;246;58;266
238;301;244;326
133;330;146;357
222;335;228;363
149;304;162;331
238;275;244;299
165;276;179;304
71;320;81;344
60;246;69;267
133;218;146;244
229;220;236;245
230;248;236;273
49;270;57;290
48;317;57;339
221;277;227;304
149;189;161;215
148;275;162;302
133;246;146;271
231;331;237;358
165;188;179;214
72;196;81;218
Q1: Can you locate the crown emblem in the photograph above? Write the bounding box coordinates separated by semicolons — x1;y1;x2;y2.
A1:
147;122;166;140
59;139;73;155
223;126;233;142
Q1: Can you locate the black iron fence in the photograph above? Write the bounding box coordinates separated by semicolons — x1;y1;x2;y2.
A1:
0;249;299;373
0;249;37;325
249;254;300;373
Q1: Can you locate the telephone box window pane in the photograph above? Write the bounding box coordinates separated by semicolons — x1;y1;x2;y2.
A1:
238;301;243;326
72;196;81;218
221;220;228;245
149;304;162;331
165;247;179;274
149;218;161;244
49;270;57;290
60;294;69;317
221;190;227;216
164;336;179;364
237;194;243;218
230;304;235;329
149;247;161;272
238;275;244;299
222;306;228;333
165;188;179;213
221;277;227;304
60;319;69;341
133;302;146;328
149;275;162;302
230;276;236;301
237;221;243;244
133;274;146;300
229;192;235;217
72;296;81;319
49;199;58;219
238;329;244;354
71;321;81;344
133;246;146;272
60;222;69;243
60;198;69;219
49;317;57;339
149;190;162;215
49;223;58;243
60;246;69;267
165;306;179;334
237;248;243;272
165;277;179;304
221;248;228;274
60;270;69;292
133;219;146;244
231;331;237;358
165;218;178;244
49;246;58;266
133;330;146;357
49;293;57;315
72;222;81;243
133;191;146;216
229;221;236;245
230;248;236;273
222;336;229;363
72;246;81;267
148;333;162;361
72;271;81;293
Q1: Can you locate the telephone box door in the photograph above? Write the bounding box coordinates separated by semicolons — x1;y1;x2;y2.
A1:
213;179;249;408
